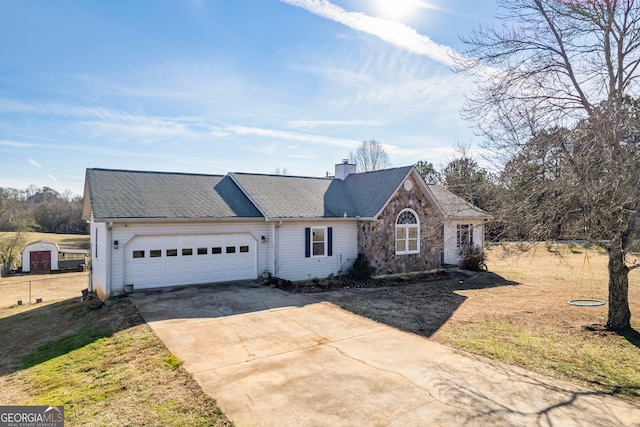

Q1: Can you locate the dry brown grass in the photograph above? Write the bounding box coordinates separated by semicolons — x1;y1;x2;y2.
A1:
0;277;233;426
319;243;640;402
19;232;90;250
454;243;639;333
0;272;90;313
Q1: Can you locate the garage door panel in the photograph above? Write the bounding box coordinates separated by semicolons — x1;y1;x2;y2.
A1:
165;261;179;272
165;274;180;285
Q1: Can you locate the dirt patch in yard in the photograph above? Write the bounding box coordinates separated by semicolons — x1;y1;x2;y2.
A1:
0;272;89;313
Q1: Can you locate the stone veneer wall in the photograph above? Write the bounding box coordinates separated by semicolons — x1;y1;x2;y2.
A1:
357;183;443;275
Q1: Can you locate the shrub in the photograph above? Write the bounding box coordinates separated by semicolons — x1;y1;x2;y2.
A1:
461;245;487;271
349;253;372;280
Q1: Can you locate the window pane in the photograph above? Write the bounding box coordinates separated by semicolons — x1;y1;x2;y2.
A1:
313;242;324;256
408;227;418;239
397;211;417;224
150;249;161;258
182;248;193;256
312;228;324;243
239;245;249;253
396;228;406;239
408;239;418;251
396;239;405;253
166;249;177;257
457;224;470;247
197;247;207;255
212;247;222;254
133;250;144;258
226;246;236;253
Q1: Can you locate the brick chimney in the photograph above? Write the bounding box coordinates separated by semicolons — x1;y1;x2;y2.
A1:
334;159;356;180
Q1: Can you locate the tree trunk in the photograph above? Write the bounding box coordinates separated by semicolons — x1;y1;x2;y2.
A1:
606;247;631;330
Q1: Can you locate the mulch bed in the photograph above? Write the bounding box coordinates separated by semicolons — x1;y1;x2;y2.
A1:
265;269;452;293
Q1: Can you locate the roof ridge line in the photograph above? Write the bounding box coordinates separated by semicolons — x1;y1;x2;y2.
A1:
88;168;226;177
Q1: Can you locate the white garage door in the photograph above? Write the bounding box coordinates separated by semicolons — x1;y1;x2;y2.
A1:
124;234;257;289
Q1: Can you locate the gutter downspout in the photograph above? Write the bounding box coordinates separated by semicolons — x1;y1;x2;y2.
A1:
106;222;112;296
270;222;277;277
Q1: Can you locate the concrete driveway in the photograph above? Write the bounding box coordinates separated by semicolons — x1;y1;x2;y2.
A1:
132;281;640;426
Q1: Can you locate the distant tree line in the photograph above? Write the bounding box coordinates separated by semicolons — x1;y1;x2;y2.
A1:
0;186;87;234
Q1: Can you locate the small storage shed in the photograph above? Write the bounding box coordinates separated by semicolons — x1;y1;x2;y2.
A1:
22;240;60;273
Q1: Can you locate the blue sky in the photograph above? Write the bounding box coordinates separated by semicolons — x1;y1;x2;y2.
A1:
0;0;498;196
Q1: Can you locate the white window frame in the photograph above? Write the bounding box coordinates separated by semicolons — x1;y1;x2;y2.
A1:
395;209;420;255
457;224;473;248
310;226;327;258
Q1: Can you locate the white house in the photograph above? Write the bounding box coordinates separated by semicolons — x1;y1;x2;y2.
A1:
82;162;490;299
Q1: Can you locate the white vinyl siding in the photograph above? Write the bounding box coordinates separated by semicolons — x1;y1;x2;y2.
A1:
443;220;485;265
276;221;357;281
96;219;358;294
90;219;109;299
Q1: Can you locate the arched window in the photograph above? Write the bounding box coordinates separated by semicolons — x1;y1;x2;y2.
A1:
396;209;420;255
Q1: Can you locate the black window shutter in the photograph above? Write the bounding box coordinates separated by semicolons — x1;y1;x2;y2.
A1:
328;227;333;256
305;227;311;258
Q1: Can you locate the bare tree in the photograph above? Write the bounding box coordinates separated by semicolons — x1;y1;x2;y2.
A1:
0;232;26;274
350;140;391;172
461;0;640;330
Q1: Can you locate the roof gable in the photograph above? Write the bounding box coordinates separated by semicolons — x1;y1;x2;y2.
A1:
343;166;414;218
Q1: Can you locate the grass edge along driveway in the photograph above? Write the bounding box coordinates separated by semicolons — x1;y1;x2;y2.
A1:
0;296;233;427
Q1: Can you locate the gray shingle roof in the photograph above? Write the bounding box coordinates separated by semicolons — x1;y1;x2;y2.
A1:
428;184;491;219
84;166;490;221
230;173;326;218
84;169;262;220
229;173;356;219
342;166;413;217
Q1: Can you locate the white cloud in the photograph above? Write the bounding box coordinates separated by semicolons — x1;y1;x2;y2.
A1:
28;158;43;168
227;125;361;148
286;154;316;159
47;173;62;186
281;0;468;68
0;140;38;148
288;119;385;128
